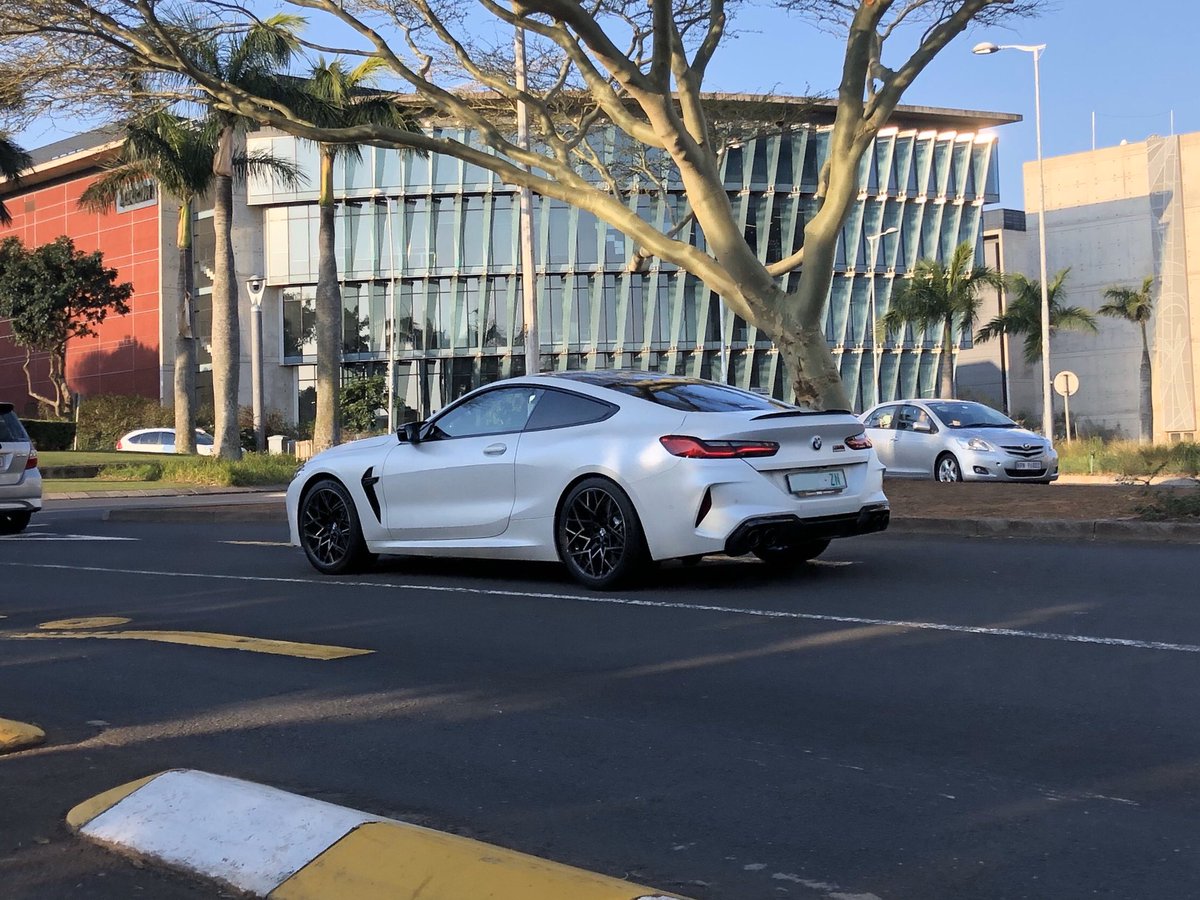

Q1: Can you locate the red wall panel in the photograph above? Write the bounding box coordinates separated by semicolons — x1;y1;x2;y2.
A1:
0;169;162;415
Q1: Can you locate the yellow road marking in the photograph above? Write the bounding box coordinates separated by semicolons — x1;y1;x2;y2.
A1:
12;630;373;660
272;820;687;900
0;717;46;753
39;616;131;630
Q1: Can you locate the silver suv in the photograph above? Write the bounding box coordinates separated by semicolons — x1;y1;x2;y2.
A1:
0;403;42;534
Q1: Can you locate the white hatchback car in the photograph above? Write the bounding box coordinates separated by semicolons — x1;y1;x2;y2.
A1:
116;428;216;455
287;372;889;588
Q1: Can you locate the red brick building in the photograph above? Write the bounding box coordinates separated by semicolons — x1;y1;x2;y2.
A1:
0;130;165;416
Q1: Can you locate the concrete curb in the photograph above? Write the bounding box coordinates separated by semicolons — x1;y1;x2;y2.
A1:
69;770;688;900
890;516;1200;543
0;717;45;753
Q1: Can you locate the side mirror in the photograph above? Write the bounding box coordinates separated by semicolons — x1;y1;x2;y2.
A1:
399;422;424;443
912;421;933;434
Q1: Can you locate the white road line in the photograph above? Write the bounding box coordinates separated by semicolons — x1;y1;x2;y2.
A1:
0;534;138;542
3;561;1199;655
219;540;291;547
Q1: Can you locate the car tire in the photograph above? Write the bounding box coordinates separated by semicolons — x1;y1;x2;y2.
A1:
0;511;32;535
935;453;963;483
298;478;376;575
753;538;830;567
556;477;648;590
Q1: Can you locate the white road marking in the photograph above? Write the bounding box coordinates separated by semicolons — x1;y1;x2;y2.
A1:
219;540;291;547
0;534;137;542
3;561;1199;656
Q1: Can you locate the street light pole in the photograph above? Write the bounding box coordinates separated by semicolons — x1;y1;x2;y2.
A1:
246;276;266;453
974;41;1053;440
865;226;898;408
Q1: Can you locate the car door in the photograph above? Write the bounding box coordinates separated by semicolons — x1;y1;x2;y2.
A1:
861;405;899;470
380;385;542;541
892;404;940;476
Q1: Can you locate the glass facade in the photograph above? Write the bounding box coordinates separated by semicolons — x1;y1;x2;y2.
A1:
248;120;999;421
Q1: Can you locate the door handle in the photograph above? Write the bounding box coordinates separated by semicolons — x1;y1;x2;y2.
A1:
483;443;507;456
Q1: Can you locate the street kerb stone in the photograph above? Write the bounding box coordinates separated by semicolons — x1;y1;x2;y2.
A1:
68;769;691;900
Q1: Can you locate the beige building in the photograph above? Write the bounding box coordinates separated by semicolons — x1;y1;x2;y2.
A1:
961;133;1200;442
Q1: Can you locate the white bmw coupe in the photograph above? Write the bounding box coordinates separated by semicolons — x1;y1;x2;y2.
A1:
287;371;889;589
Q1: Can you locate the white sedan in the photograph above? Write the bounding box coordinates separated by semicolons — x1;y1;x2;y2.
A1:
287;372;889;588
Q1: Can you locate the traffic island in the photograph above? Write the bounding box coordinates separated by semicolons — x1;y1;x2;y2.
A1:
68;769;689;899
0;717;45;753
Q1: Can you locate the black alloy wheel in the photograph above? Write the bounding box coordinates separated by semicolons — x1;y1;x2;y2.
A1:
298;479;375;575
753;538;830;567
556;477;647;590
0;511;31;535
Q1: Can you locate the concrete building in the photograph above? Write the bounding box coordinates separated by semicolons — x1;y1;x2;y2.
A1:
1;99;1017;426
960;133;1200;442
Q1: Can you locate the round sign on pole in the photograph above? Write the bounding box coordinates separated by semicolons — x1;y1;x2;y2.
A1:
1053;370;1079;397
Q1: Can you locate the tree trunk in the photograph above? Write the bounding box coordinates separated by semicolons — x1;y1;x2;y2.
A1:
940;320;955;399
174;200;197;455
314;148;341;452
22;349;62;417
787;231;852;411
210;172;241;460
1139;324;1153;443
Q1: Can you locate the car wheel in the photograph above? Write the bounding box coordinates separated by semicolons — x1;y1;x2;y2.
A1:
298;479;376;575
0;511;32;535
753;539;830;567
556;477;648;590
935;453;963;483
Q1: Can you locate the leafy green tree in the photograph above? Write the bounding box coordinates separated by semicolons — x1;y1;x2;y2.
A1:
1100;276;1156;443
0;236;133;417
879;242;1003;399
301;57;413;452
187;13;302;459
0;133;32;225
975;270;1098;365
339;373;387;434
80;111;301;453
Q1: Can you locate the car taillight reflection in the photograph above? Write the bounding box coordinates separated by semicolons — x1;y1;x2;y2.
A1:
660;435;779;459
844;432;872;450
26;452;38;469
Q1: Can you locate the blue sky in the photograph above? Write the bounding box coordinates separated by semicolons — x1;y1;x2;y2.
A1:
17;1;1198;210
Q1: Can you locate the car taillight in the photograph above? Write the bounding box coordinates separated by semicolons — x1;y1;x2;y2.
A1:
845;432;872;450
659;435;779;459
26;452;38;469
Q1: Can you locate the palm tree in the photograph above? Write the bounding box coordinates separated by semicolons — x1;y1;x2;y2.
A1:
975;270;1098;366
301;57;412;452
188;14;302;458
1099;276;1155;443
80;112;301;454
879;242;1003;399
0;134;32;225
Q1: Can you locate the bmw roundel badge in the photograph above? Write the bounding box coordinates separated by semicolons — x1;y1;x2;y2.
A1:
812;436;823;451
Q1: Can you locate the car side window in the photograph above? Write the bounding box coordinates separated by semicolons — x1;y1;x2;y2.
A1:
898;405;936;434
430;387;542;439
524;390;616;431
864;406;896;430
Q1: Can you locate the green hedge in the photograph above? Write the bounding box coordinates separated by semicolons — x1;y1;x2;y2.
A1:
21;419;76;451
75;394;172;451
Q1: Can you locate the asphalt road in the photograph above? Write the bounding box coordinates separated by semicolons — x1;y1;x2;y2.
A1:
2;500;1199;899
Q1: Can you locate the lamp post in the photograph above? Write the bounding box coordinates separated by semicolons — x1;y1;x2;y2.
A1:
246;276;266;452
973;40;1053;441
865;226;898;407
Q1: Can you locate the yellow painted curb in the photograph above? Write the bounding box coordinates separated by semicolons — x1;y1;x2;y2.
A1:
0;717;45;754
271;820;686;900
67;773;167;830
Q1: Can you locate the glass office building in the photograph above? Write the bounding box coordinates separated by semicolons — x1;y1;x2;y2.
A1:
247;102;1006;424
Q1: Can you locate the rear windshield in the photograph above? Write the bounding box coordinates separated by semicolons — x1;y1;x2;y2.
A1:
604;379;802;413
0;409;30;443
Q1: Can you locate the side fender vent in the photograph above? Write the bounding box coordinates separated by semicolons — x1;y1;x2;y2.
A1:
361;467;382;523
